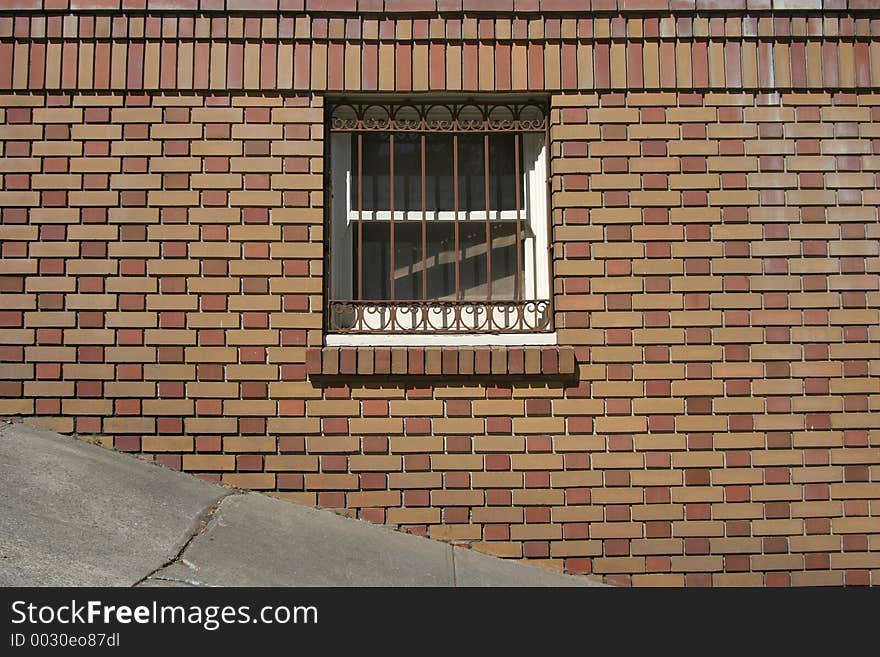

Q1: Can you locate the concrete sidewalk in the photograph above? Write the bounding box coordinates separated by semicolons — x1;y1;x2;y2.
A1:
0;421;604;587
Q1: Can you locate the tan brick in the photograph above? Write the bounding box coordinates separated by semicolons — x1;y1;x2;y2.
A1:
587;107;639;123
266;417;321;434
389;400;444;417
593;557;646;574
470;542;522;558
433;418;484;435
512;489;565;506
670;556;724;572
265;455;319;472
671;487;723;503
512;416;565;434
347;491;400;508
184;417;237;434
430;454;484;471
591;453;645;469
141;400;193;416
223;436;276;453
710;503;763;520
142;436;194;452
306;400;360;417
829;553;880;569
33;108;83;123
510;524;562;541
191;173;242;189
471;472;523;489
473;436;525;453
432;490;484;506
594;416;648;434
348;418;402;435
550;470;604;488
510;454;564;471
191;107;243;123
429;525;482;541
222;473;275;490
594;487;646;504
752;519;803;536
551;541;603;557
183;455;235;471
304;474;359;490
349;456;402;472
791;571;844;587
472;507;524;524
550;506;604;522
0;400;34;414
387;508;441;524
833;517;880;534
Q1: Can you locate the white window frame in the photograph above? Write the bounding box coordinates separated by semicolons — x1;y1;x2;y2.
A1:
327;130;553;346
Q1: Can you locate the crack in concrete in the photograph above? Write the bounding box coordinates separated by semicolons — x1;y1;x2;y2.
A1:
140;574;209;587
450;546;457;587
0;418;19;437
132;491;243;588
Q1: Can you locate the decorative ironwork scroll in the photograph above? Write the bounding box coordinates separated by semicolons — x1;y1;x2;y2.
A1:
329;299;551;334
329;100;547;134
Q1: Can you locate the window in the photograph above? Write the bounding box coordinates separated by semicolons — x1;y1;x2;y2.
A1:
327;99;551;339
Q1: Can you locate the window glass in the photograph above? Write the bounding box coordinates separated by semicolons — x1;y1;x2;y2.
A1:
354;222;522;301
352;133;522;214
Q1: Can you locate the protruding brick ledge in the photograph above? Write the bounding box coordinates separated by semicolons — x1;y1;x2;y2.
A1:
306;345;578;378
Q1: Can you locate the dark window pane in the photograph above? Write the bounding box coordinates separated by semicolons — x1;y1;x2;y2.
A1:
391;222;422;300
352;132;422;214
489;134;519;213
425;134;455;212
354;221;523;302
458;222;519;300
485;222;519;300
393;133;421;213
457;134;485;213
425;222;456;299
351;132;522;213
355;223;389;300
355;223;424;301
354;132;389;212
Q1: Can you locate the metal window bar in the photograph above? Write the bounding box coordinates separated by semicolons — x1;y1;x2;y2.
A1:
357;132;363;302
421;133;428;326
453;132;460;303
514;131;522;301
329;100;550;334
483;130;493;329
389;131;395;305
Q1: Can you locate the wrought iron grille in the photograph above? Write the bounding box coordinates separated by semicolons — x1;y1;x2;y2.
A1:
328;100;548;133
327;99;552;335
329;300;552;334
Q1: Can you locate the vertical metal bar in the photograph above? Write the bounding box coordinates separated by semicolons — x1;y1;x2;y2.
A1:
357;132;363;302
514;131;522;301
484;132;492;301
389;132;395;301
421;133;427;300
453;133;460;301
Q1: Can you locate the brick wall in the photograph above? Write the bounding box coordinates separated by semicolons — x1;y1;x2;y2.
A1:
1;3;879;586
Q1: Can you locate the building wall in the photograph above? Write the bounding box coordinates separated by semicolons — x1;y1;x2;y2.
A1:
1;3;879;586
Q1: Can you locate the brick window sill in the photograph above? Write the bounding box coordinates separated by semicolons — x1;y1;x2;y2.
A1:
306;346;577;378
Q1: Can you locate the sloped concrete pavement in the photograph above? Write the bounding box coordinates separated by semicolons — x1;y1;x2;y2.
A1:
0;421;605;587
